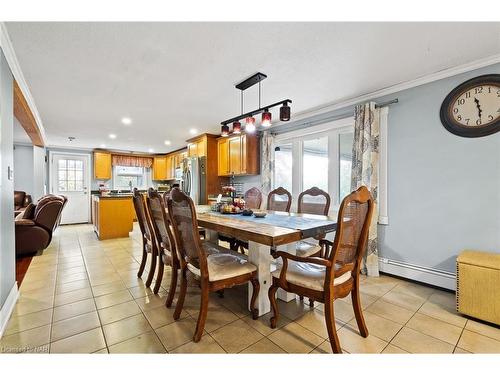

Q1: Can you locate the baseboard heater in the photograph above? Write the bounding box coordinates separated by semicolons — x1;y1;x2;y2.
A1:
378;257;456;291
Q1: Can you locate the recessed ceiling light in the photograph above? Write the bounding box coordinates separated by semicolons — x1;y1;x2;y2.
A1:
100;144;106;148
109;134;117;139
189;129;198;135
121;117;132;125
148;148;154;153
164;140;171;146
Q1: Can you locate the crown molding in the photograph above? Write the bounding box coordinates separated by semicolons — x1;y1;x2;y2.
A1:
282;53;500;125
0;22;47;144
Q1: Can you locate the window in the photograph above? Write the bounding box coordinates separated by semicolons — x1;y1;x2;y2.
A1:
113;166;151;190
273;118;354;210
303;136;328;192
274;143;293;194
58;159;84;192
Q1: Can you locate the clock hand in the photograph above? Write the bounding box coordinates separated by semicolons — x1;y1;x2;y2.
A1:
474;97;482;119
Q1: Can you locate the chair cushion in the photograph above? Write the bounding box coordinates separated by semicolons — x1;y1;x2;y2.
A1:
187;249;257;282
296;240;321;257
271;259;351;291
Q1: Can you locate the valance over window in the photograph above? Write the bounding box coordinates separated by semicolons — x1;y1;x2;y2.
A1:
111;154;153;168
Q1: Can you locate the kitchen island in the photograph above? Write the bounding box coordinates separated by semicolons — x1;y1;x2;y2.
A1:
92;194;136;240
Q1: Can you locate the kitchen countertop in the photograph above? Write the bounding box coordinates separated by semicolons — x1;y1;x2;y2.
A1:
93;194;134;199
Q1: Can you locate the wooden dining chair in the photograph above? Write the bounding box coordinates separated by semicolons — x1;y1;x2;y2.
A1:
167;187;260;342
145;188;179;302
296;187;331;258
245;187;263;209
132;188;157;288
267;186;292;212
268;186;374;354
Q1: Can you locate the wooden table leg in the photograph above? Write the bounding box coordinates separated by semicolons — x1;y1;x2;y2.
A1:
247;241;271;316
204;228;219;244
276;242;297;302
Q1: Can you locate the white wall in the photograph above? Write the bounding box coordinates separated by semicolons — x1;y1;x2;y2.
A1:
0;48;16;315
32;145;46;200
13;144;33;194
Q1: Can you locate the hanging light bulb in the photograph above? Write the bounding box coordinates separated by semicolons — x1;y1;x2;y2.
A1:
221;124;230;137
261;109;272;127
232;121;241;134
280;102;291;121
245;116;256;133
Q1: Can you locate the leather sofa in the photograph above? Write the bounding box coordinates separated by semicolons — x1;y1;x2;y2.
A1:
14;190;33;216
15;194;66;256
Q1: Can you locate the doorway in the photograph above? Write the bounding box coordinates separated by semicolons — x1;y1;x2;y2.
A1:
49;152;91;224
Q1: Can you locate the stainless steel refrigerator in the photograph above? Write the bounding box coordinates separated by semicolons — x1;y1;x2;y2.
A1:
180;156;206;204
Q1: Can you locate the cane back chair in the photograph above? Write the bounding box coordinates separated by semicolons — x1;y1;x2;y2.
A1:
296;187;331;258
145;188;179;302
166;187;260;342
133;188;157;288
268;186;374;354
267;187;292;212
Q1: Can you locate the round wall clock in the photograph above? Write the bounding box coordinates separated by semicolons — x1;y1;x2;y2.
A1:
440;74;500;138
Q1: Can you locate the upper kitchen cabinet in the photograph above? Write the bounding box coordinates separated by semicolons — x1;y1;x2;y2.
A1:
187;138;206;157
185;133;225;203
217;137;229;176
94;151;112;180
217;133;259;176
152;155;168;180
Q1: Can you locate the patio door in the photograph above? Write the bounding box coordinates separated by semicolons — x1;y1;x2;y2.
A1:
51;153;90;224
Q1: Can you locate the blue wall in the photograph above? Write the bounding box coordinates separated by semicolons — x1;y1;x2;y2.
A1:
377;63;500;273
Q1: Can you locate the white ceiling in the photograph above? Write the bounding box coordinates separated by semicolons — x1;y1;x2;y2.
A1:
6;22;500;153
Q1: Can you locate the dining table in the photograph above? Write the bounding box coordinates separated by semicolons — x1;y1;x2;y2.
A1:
195;206;338;316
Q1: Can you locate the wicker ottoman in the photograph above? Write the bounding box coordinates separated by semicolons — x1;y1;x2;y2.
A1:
456;250;500;325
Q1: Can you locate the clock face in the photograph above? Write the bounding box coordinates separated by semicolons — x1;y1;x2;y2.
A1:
440;74;500;138
450;84;500;127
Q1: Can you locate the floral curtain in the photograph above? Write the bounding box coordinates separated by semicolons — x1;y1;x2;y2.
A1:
260;131;275;196
112;155;153;168
351;102;380;277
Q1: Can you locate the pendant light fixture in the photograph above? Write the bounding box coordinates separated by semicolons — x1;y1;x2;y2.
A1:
232;121;241;134
245;116;256;133
261;109;271;127
221;72;291;135
280;102;291;121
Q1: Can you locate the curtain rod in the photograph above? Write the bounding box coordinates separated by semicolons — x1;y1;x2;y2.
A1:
375;98;398;108
271;98;398;135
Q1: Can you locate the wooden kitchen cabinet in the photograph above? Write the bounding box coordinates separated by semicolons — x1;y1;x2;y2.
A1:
217;133;259;176
241;134;248;174
152;156;167;180
228;136;242;175
94;151;112;180
185;133;226;203
217;138;229;176
187;139;206;157
188;142;197;157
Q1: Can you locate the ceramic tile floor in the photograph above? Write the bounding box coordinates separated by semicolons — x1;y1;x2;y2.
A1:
2;223;499;354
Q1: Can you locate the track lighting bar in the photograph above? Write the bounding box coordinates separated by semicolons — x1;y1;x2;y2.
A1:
221;99;292;125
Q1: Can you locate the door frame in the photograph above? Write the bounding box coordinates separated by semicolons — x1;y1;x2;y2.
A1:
48;150;92;224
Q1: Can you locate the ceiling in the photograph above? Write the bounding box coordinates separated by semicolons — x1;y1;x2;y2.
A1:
6;22;500;153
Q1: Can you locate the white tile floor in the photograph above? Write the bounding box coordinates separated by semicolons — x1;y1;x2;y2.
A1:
1;223;499;354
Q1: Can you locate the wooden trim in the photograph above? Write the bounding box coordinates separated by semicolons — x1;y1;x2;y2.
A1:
13;80;44;146
186;133;219;143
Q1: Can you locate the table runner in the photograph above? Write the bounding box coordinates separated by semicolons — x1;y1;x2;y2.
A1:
205;211;336;232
